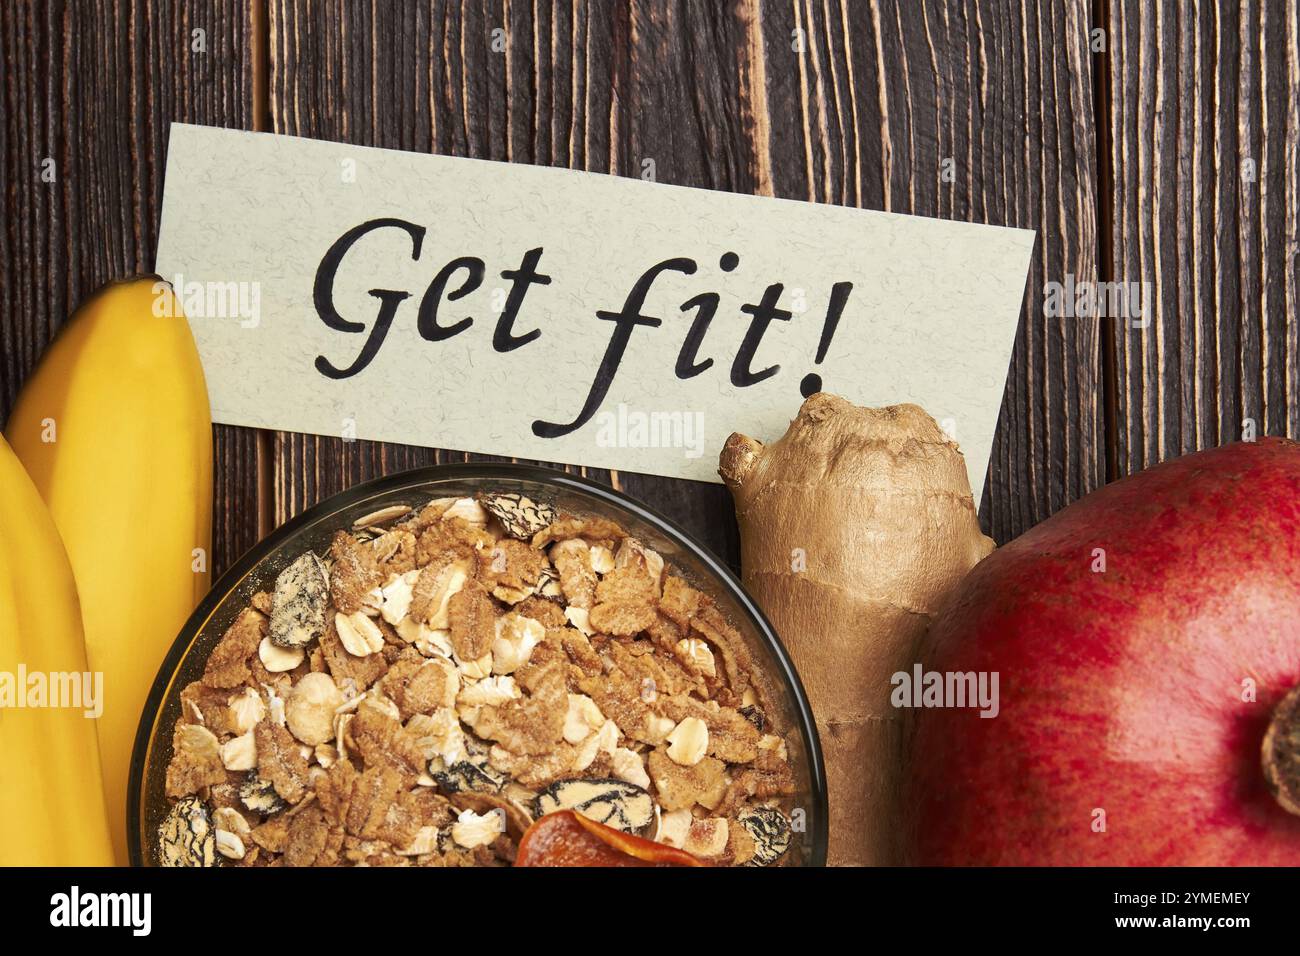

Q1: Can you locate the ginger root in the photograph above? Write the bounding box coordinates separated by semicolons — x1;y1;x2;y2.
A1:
719;393;992;865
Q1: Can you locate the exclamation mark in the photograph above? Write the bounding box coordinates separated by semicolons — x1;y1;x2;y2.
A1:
799;281;853;397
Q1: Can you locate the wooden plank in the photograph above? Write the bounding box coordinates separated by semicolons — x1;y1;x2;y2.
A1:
754;0;1104;541
1107;0;1300;472
0;0;262;577
266;0;761;563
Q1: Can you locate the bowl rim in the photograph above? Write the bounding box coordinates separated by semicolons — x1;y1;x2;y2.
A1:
128;461;829;867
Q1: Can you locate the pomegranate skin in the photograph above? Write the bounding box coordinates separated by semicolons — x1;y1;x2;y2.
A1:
905;437;1300;865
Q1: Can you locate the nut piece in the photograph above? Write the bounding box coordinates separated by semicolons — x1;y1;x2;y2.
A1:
258;636;305;673
683;817;729;858
644;713;676;744
215;829;246;860
451;808;506;849
286;672;345;746
534;778;655;833
213;806;250;838
443;497;489;527
220;730;258;771
158;796;215;867
228;687;267;735
491;613;544;675
352;504;411;530
379;571;417;626
673;638;717;678
269;552;329;648
666;717;709;766
654;808;692;848
479;492;555;540
177;722;221;759
610;747;651;790
417;706;468;768
396;618;454;657
563;694;606;744
335;611;385;657
397;825;441;856
564;606;594;636
589;545;616;574
738;806;792;866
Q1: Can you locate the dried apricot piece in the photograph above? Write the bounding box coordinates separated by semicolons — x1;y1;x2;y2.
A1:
514;810;705;867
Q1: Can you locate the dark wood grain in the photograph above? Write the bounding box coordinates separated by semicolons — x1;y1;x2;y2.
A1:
753;0;1104;542
1107;0;1300;472
0;0;263;578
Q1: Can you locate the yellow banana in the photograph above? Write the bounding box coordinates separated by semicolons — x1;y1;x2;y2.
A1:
7;277;213;864
0;433;115;865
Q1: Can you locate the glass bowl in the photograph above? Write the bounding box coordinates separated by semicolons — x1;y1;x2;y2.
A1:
128;463;828;866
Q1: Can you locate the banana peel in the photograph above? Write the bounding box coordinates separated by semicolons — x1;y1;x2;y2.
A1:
0;434;115;865
6;277;213;864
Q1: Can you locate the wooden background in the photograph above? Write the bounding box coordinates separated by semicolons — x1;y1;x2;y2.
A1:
2;0;1297;580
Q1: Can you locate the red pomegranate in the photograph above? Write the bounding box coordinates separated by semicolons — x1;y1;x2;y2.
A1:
905;437;1300;865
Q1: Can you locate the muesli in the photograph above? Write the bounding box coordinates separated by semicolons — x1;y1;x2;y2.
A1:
158;492;796;866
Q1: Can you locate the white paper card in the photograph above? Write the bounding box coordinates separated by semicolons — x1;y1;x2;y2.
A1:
156;124;1034;499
